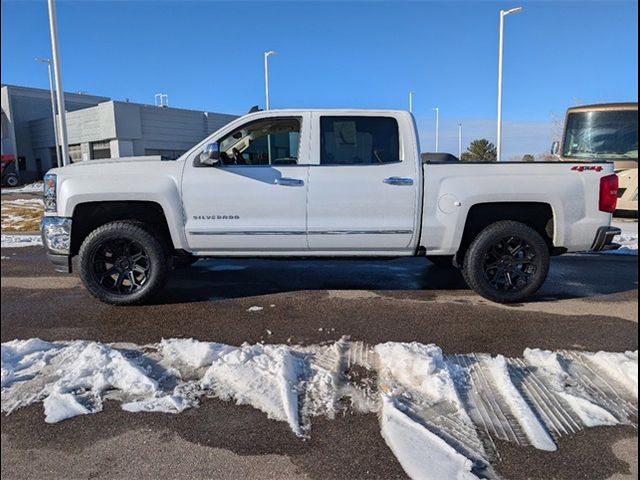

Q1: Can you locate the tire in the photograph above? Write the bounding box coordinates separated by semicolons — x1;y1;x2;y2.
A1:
427;255;455;268
78;221;169;305
461;221;550;303
5;174;19;187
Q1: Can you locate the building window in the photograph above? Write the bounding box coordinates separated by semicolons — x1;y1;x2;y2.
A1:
68;144;82;163
91;141;111;160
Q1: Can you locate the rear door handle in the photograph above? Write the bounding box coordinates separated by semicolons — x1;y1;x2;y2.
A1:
383;177;414;186
275;177;304;187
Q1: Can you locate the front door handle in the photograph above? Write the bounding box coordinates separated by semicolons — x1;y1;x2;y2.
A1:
383;177;414;186
275;177;304;187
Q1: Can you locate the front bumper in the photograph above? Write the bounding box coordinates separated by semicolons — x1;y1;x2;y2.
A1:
41;216;72;273
590;226;621;252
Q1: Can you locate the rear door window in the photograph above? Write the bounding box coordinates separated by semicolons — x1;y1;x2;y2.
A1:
320;116;400;165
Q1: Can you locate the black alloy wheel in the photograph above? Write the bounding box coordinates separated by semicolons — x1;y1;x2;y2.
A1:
481;236;537;292
462;221;550;303
90;238;150;294
78;221;169;305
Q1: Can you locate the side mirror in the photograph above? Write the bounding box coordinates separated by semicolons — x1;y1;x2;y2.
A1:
199;143;220;166
551;141;559;156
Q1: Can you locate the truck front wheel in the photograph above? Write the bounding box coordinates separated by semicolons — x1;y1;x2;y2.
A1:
461;221;550;303
78;221;169;305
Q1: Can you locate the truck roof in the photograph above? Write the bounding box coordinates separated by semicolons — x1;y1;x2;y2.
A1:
567;102;638;113
244;108;411;115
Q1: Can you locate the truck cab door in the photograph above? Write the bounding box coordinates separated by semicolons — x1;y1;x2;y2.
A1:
181;113;311;254
306;113;419;253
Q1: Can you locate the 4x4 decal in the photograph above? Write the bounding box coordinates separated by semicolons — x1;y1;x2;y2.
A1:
571;165;604;172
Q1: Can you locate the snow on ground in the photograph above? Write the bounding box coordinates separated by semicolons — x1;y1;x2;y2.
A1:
1;198;44;232
608;232;638;255
2;338;637;479
0;234;42;248
523;348;619;427
608;219;638;255
380;395;479;480
582;350;638;396
0;182;44;196
483;355;557;451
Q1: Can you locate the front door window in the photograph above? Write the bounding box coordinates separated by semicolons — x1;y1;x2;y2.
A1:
217;117;301;166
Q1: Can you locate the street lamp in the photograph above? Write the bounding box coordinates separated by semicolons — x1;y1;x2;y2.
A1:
264;50;277;110
409;91;415;113
496;6;523;162
46;0;70;166
458;123;463;159
433;107;439;152
35;57;61;168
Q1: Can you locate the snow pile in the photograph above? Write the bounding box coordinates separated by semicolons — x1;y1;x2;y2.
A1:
159;337;234;368
200;343;304;435
1;339;161;423
380;395;479;480
43;342;159;423
484;355;557;451
1;234;42;248
524;348;619;427
0;182;44;195
1;338;61;390
376;342;461;405
606;231;638;255
1;338;637;480
582;350;638;397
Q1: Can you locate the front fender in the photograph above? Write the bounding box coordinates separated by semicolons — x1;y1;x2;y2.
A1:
54;165;187;250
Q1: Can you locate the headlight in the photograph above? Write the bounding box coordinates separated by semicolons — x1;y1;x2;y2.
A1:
44;173;57;213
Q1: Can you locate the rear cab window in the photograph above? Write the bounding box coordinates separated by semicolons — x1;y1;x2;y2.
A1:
320;116;400;165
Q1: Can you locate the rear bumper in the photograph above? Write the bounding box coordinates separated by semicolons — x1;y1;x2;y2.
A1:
590;226;621;252
41;216;72;273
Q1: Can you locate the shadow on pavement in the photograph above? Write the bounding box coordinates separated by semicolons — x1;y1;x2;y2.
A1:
157;254;638;305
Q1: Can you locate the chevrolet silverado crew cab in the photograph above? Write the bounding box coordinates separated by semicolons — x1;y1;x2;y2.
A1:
41;109;621;305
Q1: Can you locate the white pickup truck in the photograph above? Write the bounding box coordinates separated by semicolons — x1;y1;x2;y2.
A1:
41;109;621;305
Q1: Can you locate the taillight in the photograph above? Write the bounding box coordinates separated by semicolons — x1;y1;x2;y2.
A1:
599;174;619;213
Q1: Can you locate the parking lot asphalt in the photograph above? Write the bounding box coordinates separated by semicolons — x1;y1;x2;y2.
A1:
1;246;638;480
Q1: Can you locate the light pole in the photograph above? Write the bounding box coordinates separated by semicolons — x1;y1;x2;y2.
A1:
264;50;277;110
35;57;61;168
47;0;70;166
458;123;462;159
264;50;277;164
433;107;439;152
496;6;523;162
408;91;415;113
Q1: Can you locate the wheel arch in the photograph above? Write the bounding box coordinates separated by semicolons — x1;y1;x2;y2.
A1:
70;201;176;256
455;202;557;265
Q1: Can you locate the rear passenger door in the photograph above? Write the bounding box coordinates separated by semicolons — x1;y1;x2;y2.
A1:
306;113;418;252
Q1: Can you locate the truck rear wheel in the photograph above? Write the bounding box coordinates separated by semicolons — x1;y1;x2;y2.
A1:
78;221;169;305
461;221;549;303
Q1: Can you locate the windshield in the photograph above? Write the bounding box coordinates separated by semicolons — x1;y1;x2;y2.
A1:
562;110;638;161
